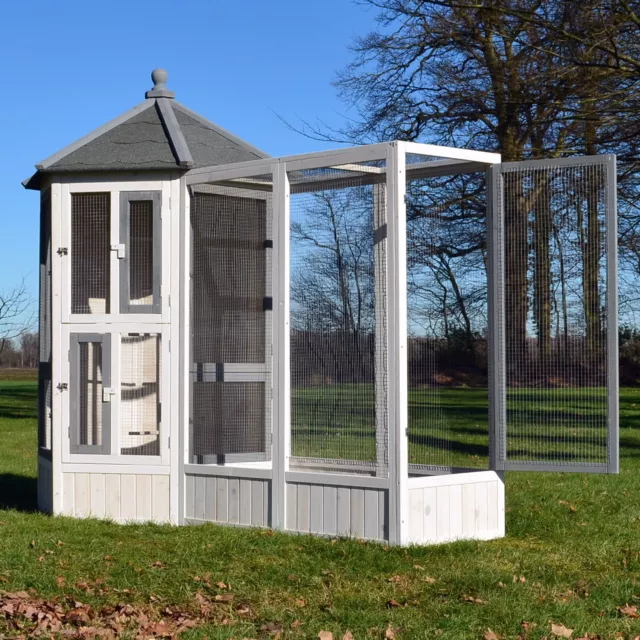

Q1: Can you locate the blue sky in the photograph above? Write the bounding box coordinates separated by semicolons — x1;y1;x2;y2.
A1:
0;0;379;317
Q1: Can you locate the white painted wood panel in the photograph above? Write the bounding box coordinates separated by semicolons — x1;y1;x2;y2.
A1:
285;482;388;542
406;471;505;545
184;473;271;528
60;472;170;523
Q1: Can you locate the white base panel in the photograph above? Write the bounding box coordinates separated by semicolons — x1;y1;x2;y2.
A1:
60;472;171;523
407;470;505;545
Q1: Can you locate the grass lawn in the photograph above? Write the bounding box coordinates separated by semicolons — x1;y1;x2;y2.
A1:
1;378;640;638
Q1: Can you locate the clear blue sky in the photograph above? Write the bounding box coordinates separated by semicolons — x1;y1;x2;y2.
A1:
0;0;378;316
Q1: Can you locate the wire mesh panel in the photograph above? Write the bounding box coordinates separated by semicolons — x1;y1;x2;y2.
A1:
38;189;52;454
406;170;490;472
71;193;110;314
70;334;111;454
190;178;273;463
120;334;161;456
499;157;617;471
288;162;388;474
120;192;162;313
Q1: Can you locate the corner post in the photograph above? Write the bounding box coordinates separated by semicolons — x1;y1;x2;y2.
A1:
272;161;290;529
487;164;506;472
387;142;409;545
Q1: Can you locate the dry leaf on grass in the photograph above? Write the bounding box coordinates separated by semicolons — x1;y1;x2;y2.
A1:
386;599;403;608
214;594;234;602
295;598;306;607
387;575;402;583
513;575;526;584
342;632;354;640
318;632;333;640
617;603;639;618
463;594;487;604
55;575;66;588
291;619;303;629
484;629;503;640
385;623;399;638
551;622;573;638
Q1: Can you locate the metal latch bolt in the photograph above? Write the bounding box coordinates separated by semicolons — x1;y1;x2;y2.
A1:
102;387;116;402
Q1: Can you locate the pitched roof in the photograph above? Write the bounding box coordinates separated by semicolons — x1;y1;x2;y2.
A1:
24;69;268;190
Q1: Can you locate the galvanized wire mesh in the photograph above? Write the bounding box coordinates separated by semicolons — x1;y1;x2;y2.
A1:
120;334;161;456
71;193;110;314
190;181;273;463
288;162;388;474
501;161;610;467
38;190;52;453
78;341;104;447
128;201;154;307
406;171;489;471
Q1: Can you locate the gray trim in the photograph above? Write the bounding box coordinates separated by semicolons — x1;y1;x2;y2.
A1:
503;461;608;473
487;165;506;471
70;333;111;455
606;155;619;474
500;154;609;172
406;160;487;180
285;472;389;490
156;100;194;168
119;191;162;314
184;464;272;480
35;100;156;170
172;101;270;160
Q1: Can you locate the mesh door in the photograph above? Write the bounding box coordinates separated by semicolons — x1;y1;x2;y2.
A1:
129;202;154;305
70;334;111;454
405;170;490;472
71;193;110;314
288;162;388;474
120;334;161;456
498;156;618;472
190;181;272;463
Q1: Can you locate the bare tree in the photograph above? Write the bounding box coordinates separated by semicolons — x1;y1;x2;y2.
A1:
0;279;34;357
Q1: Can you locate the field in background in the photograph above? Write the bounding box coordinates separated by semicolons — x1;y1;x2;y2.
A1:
1;380;640;638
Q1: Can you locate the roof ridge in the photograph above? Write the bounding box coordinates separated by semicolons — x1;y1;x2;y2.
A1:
155;100;194;168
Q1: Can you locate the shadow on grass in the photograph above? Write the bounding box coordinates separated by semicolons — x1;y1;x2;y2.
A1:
0;474;38;512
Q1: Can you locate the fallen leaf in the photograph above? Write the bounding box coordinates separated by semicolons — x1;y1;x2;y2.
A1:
151;560;165;569
56;575;66;588
295;598;306;607
413;564;424;570
214;594;234;603
521;621;537;631
617;603;639;618
103;555;113;561
484;630;503;640
514;575;526;584
423;576;436;584
216;581;228;590
388;575;402;583
291;619;303;629
463;594;487;604
385;623;399;639
342;632;354;640
386;599;403;608
551;622;573;638
318;632;333;640
497;581;506;588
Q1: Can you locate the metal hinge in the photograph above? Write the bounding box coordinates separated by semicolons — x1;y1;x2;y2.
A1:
57;382;68;391
57;247;68;256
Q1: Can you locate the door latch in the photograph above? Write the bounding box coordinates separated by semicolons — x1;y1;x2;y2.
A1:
57;382;68;391
57;247;68;256
110;243;126;259
102;387;116;402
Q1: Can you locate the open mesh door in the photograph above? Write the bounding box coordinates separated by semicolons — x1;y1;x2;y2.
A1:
495;155;618;473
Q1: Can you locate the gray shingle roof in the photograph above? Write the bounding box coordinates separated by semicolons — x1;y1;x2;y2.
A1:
24;70;268;190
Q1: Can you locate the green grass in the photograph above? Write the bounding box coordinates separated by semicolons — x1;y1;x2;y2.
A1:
2;382;640;638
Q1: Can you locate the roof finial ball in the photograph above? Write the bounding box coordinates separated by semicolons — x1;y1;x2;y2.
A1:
145;68;175;99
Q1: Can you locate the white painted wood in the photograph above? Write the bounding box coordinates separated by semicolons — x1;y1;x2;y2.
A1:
228;478;240;524
407;470;500;489
286;483;297;530
194;476;206;521
285;472;389;489
296;484;310;532
403;141;500;165
61;464;169;475
136;475;153;521
184;475;194;520
217;477;229;522
350;488;365;538
364;490;379;540
90;474;106;517
205;477;217;521
406;472;505;545
386;142;409;545
251;480;264;526
239;479;252;525
272;161;290;531
309;485;323;533
121;475;137;521
62;473;75;516
105;475;121;520
336;488;350;537
152;475;170;522
184;464;272;479
323;487;337;536
74;474;90;517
